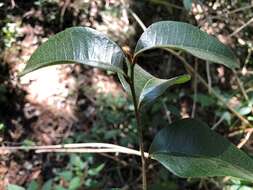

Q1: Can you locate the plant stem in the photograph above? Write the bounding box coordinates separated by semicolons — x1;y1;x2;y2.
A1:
129;64;147;190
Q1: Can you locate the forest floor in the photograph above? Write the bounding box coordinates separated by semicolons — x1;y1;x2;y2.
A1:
1;0;253;190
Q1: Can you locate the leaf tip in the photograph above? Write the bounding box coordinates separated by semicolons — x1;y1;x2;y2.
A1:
176;74;191;84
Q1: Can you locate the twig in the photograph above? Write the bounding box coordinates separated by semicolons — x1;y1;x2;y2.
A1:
228;128;253;137
11;0;16;9
228;4;253;15
99;153;128;167
149;0;184;10
229;17;253;37
127;8;147;31
211;116;225;130
0;142;131;149
233;69;249;102
206;62;212;94
162;101;172;124
0;143;149;158
191;59;198;118
164;48;252;128
237;129;253;148
60;0;71;29
242;49;252;75
35;148;146;157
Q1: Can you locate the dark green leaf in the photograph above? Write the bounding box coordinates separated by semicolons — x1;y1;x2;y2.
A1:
135;21;238;69
118;65;190;109
21;27;125;76
149;119;253;181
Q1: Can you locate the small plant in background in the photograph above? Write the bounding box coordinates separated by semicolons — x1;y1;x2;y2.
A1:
19;20;253;189
2;22;21;48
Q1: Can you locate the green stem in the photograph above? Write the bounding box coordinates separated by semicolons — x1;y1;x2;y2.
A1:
129;64;147;190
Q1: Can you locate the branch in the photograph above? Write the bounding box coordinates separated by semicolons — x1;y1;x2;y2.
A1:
0;143;149;158
191;59;198;118
237;129;253;148
206;62;212;94
127;8;147;31
229;17;253;37
149;0;184;10
233;69;249;102
228;4;253;15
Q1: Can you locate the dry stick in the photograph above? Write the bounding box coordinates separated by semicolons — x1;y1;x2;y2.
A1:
227;122;253;149
165;49;252;128
162;101;172;124
60;0;71;28
0;143;149;158
228;4;253;15
35;148;147;157
233;69;249;102
99;153;128;167
191;60;198;118
1;142;134;150
229;17;253;37
149;0;184;10
228;128;253;137
237;130;253;148
206;62;212;94
11;0;16;9
127;9;147;31
211;116;225;130
241;49;252;76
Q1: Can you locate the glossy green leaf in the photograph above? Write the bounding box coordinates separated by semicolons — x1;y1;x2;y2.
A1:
21;27;125;76
149;118;253;181
118;64;190;109
135;21;238;69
